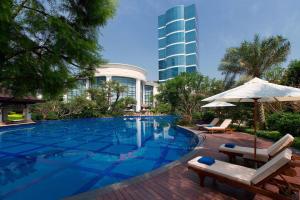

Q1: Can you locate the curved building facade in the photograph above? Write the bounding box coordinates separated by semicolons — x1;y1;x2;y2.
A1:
158;4;199;82
66;63;157;112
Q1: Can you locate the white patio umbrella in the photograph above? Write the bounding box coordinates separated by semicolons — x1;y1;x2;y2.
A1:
202;77;300;160
201;100;236;108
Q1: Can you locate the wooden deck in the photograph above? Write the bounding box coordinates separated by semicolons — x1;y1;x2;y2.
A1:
67;130;300;200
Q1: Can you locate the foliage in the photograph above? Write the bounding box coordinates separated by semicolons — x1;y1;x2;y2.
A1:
235;126;300;150
152;103;172;114
0;0;117;98
219;34;290;88
263;65;286;84
32;80;136;119
266;112;300;137
282;60;300;87
157;72;224;123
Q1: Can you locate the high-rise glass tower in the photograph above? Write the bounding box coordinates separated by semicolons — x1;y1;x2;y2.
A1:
158;4;199;82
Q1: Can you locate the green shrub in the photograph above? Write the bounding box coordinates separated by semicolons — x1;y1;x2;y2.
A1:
243;128;282;140
46;112;59;120
294;137;300;150
192;112;202;121
201;111;215;122
267;112;300;137
31;113;43;121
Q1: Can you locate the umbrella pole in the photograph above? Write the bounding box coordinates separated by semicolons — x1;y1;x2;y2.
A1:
253;99;258;163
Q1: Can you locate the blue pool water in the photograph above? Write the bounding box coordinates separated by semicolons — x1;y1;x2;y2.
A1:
0;116;198;200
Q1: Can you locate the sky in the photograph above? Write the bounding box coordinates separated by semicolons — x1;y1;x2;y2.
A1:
100;0;300;81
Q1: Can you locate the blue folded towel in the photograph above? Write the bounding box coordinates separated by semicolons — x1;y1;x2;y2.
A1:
206;124;213;127
198;156;215;165
225;143;235;148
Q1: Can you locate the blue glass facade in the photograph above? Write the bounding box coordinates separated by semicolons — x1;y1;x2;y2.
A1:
158;4;199;82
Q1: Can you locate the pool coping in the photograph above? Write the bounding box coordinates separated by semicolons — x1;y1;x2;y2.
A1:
65;125;204;200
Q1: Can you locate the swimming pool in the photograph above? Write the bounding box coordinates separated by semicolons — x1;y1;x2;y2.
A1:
0;116;199;200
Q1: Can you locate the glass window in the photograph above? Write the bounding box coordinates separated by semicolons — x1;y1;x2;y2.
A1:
166;6;184;22
166;43;184;56
67;79;86;100
186;42;197;54
159;49;166;59
165;20;184;34
158;28;165;38
112;77;136;100
159;70;167;80
186;54;197;65
144;85;153;106
91;76;106;88
166;32;184;44
184;4;196;19
186;31;196;42
186;66;197;73
159;60;166;69
185;19;195;31
166;55;185;67
158;14;165;27
158;38;166;48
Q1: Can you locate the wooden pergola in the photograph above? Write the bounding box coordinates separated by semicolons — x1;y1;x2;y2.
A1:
0;88;44;126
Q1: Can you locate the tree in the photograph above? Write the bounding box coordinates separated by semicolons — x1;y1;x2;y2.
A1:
219;34;291;125
0;0;117;98
219;34;290;87
282;60;300;87
263;65;286;84
157;73;224;123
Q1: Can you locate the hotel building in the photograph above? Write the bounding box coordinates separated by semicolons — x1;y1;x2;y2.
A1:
158;4;199;82
65;63;158;112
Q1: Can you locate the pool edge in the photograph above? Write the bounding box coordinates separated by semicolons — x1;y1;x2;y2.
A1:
65;125;204;200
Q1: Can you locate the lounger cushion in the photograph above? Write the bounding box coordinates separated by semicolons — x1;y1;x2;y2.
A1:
188;156;256;185
251;149;292;185
205;127;226;131
267;134;294;157
219;144;269;162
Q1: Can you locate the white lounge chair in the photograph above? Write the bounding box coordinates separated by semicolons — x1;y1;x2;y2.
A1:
204;119;232;133
196;118;219;129
219;134;294;162
188;149;300;200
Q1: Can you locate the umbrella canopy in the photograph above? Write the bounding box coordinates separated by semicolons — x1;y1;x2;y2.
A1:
202;100;236;108
202;77;300;163
202;77;300;102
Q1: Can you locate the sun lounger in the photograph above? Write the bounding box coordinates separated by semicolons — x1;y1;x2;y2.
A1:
219;134;294;162
204;119;232;133
196;118;219;129
188;149;300;200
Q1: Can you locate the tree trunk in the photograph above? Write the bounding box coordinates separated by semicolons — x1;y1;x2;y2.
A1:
258;102;266;129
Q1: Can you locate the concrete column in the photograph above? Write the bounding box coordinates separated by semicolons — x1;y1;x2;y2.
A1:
23;105;32;121
142;83;145;105
135;79;141;112
86;79;91;100
106;76;112;82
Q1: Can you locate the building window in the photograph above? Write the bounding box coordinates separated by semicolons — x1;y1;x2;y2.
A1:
67;79;86;100
144;85;153;106
165;20;184;34
186;42;197;54
112;77;136;100
166;6;184;22
166;43;185;57
185;31;196;42
91;76;106;88
186;54;197;65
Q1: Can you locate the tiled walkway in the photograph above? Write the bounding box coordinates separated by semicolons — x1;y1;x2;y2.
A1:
67;129;300;200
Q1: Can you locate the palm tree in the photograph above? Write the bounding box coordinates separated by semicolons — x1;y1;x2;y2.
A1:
219;34;291;125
